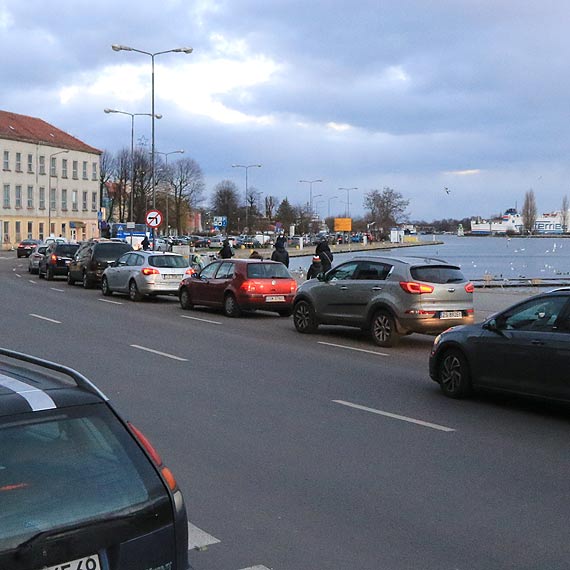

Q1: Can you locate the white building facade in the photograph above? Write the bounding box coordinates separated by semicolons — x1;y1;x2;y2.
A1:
0;111;101;250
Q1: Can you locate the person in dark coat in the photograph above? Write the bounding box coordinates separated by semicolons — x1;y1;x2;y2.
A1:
274;235;287;249
219;239;234;259
306;255;323;279
141;235;150;251
271;243;289;267
249;250;263;259
315;239;333;273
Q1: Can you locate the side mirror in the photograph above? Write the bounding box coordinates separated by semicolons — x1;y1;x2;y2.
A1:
483;318;498;331
316;272;325;281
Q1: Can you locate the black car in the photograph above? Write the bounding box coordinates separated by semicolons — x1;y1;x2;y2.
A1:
68;240;132;288
16;239;41;258
38;242;80;280
0;347;188;570
429;289;570;402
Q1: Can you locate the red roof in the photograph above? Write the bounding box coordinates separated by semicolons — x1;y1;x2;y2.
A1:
0;110;101;155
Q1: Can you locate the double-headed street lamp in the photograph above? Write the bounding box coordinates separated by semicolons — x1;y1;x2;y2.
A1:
338;187;358;217
111;44;193;211
48;149;69;235
156;149;184;232
299;179;323;217
327;195;338;219
232;164;262;232
104;108;162;222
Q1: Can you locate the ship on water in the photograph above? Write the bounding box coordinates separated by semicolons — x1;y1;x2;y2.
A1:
470;208;567;235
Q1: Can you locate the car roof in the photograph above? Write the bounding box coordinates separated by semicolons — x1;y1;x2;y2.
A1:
0;348;107;418
351;254;455;266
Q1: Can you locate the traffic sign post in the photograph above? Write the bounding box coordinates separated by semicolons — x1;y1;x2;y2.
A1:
145;209;163;229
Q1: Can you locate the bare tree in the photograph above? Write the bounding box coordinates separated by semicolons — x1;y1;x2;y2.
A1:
265;195;278;221
561;195;569;234
98;150;115;221
211;180;242;233
522;189;537;234
364;187;409;237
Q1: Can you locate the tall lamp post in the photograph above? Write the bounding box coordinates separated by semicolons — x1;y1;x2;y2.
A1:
299;179;323;218
338;187;358;217
104;108;162;222
111;44;193;212
156;149;184;234
48;149;69;236
327;195;338;219
232;164;261;232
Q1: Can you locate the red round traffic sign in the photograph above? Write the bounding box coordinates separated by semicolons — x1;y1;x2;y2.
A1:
145;209;163;228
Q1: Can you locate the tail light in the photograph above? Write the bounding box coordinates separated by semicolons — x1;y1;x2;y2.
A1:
185;267;196;276
50;254;58;263
290;280;297;293
399;281;434;294
241;280;257;292
142;267;160;276
128;422;178;492
465;282;474;293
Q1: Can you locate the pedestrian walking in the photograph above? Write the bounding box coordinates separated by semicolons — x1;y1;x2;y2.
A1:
306;255;323;279
271;242;289;267
315;238;333;272
219;239;234;259
141;235;150;251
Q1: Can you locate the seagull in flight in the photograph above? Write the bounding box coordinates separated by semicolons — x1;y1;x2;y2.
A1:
444;187;450;195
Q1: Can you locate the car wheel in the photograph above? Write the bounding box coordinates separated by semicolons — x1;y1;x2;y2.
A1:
438;349;472;399
129;280;143;302
371;310;400;347
82;271;93;289
278;309;293;317
179;288;194;310
46;267;54;281
67;272;76;286
224;293;241;317
101;277;113;296
293;300;318;333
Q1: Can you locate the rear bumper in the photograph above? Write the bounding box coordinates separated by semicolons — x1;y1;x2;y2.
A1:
237;293;295;311
399;313;474;335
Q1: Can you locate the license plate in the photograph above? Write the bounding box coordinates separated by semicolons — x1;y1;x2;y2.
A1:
440;310;463;319
65;260;71;265
164;274;183;280
42;554;101;570
266;295;285;302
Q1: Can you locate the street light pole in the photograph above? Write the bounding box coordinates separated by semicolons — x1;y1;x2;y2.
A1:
299;179;323;217
327;195;338;219
48;149;69;237
338;187;358;217
156;149;184;234
232;164;261;232
104;109;161;222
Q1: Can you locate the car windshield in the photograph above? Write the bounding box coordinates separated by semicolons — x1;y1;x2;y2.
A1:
94;244;131;260
0;404;167;552
55;244;80;256
247;263;292;279
149;255;188;268
411;265;466;284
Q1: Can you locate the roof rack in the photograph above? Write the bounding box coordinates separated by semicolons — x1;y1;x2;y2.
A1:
0;347;108;401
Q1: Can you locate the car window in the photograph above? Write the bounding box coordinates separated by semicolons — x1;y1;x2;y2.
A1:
327;262;359;281
149;255;188;268
0;404;168;552
200;262;220;279
498;296;569;332
116;252;132;265
354;262;392;280
55;244;79;256
216;262;234;279
411;265;466;284
94;244;132;260
247;263;292;279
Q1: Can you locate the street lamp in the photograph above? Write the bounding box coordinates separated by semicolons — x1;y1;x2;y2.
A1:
104;108;162;222
48;149;69;236
338;187;358;217
299;179;323;218
232;164;261;232
156;149;184;234
111;44;193;213
327;195;338;218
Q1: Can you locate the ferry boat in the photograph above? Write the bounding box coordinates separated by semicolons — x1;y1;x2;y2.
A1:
470;208;523;235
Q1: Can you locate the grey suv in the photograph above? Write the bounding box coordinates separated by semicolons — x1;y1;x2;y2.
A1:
292;255;474;347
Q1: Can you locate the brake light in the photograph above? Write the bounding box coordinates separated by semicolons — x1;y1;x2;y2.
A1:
399;281;434;294
50;254;57;263
290;280;297;293
465;282;474;293
241;280;257;292
185;267;196;276
142;267;160;276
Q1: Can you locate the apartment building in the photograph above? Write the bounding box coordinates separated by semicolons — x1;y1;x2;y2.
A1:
0;110;102;250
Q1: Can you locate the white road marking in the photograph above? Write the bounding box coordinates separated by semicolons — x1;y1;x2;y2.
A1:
318;341;389;357
187;522;221;551
28;280;37;284
50;287;65;292
30;314;62;324
130;344;188;361
239;566;272;570
98;298;123;305
333;400;456;432
15;273;21;278
180;315;222;325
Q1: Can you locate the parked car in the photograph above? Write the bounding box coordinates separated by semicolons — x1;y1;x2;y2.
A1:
208;236;225;249
0;347;188;570
38;242;80;280
192;236;211;248
429;289;570;402
292;255;474;347
27;244;48;274
102;251;194;301
152;237;170;252
68;240;133;288
178;258;298;317
16;239;41;258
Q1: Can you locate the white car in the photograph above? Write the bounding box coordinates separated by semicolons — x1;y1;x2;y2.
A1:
208;236;225;249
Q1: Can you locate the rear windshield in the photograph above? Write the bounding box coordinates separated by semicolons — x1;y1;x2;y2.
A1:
149;255;188;268
55;244;80;256
411;265;466;284
94;243;131;260
0;404;168;552
247;263;292;279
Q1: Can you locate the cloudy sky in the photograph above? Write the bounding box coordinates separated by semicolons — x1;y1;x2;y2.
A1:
2;0;569;221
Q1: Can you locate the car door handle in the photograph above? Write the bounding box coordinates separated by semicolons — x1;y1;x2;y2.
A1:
340;286;349;290
371;286;383;291
531;340;545;345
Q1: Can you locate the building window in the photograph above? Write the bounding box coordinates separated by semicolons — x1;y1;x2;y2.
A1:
27;185;33;208
72;161;78;179
72;190;78;211
15;221;21;243
3;221;9;244
92;162;98;181
50;188;56;212
39;156;46;175
91;191;98;211
82;191;88;211
62;159;68;178
27;154;33;173
82;161;88;180
15;153;22;172
39;222;44;241
3;151;9;170
39;187;46;210
50;156;57;176
3;184;10;208
27;221;33;239
15;185;22;209
61;188;68;211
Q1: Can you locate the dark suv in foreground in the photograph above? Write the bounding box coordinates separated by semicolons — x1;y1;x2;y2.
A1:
293;255;474;347
0;347;188;570
38;242;80;280
68;240;132;288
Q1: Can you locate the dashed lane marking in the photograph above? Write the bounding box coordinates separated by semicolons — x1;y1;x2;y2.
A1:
187;522;221;551
30;314;62;324
50;288;65;292
28;280;37;284
238;566;272;570
98;298;123;305
318;341;389;357
333;400;456;432
180;315;222;325
130;344;188;362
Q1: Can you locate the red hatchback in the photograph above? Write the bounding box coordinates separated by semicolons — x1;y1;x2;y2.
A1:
178;259;297;317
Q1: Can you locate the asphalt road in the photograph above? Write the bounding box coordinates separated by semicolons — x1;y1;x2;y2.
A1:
1;253;569;570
